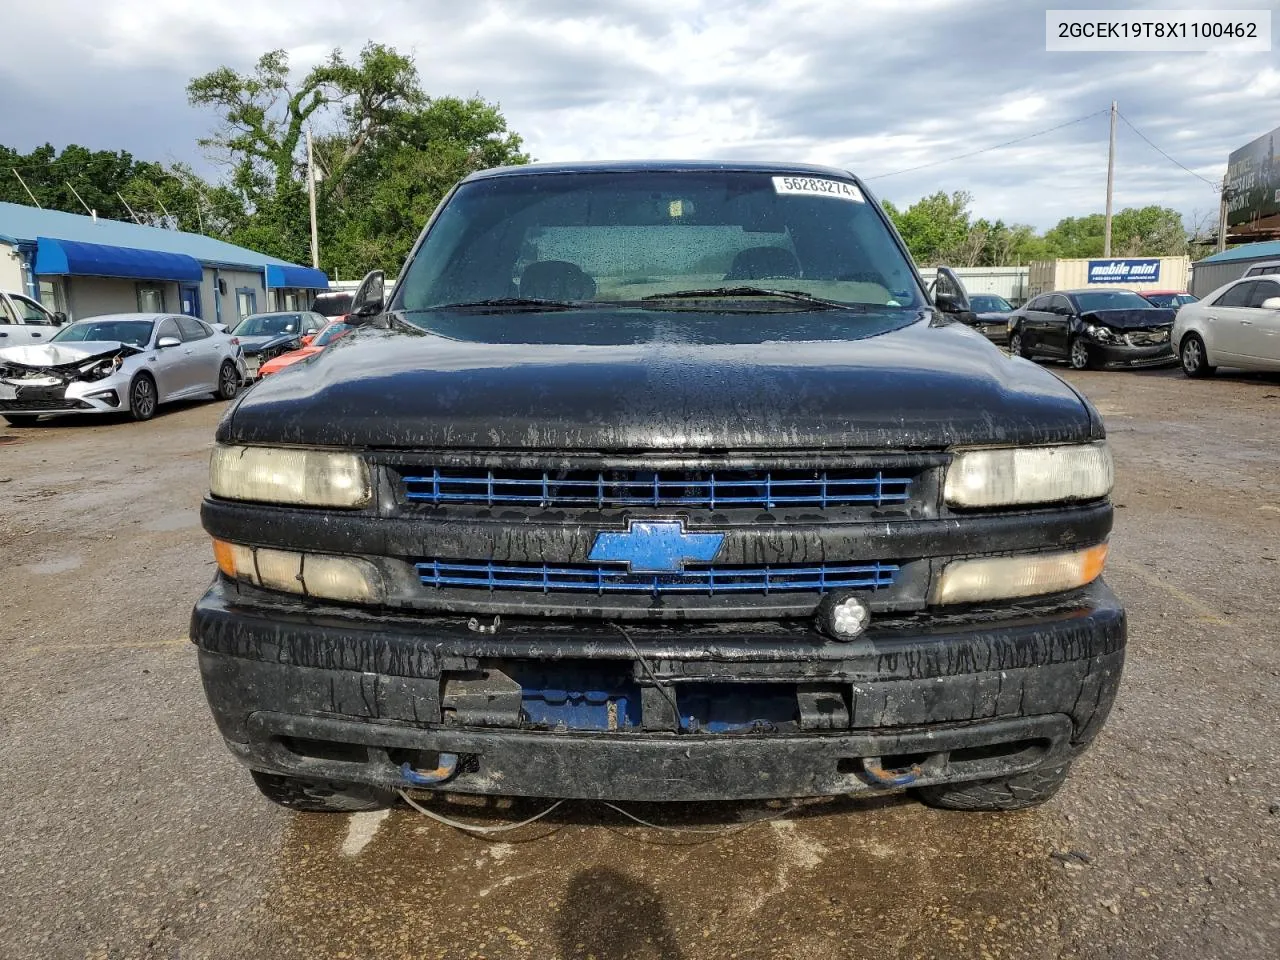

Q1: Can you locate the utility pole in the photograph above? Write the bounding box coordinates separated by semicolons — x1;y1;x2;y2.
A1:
306;128;320;269
1103;100;1117;257
1217;181;1230;253
12;169;41;208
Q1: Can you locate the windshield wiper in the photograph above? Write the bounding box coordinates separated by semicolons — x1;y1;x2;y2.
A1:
639;286;851;310
430;297;586;311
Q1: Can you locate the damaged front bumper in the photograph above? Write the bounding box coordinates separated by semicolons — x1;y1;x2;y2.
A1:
0;342;137;416
191;578;1126;802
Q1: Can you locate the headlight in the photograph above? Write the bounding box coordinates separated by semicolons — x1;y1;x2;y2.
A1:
932;543;1109;604
1086;324;1117;342
210;444;372;508
212;540;384;603
944;443;1113;508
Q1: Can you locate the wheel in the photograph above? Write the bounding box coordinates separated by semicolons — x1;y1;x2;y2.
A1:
1068;337;1094;370
128;373;158;422
1179;333;1215;378
216;360;240;400
3;414;39;427
915;762;1072;812
1008;329;1029;358
249;770;396;813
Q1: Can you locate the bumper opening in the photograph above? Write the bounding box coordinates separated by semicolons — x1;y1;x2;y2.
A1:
233;710;1076;801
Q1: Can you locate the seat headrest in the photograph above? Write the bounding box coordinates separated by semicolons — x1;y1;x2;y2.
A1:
519;260;597;300
725;247;801;281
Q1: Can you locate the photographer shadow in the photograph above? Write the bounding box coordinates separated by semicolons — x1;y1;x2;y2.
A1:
556;866;684;960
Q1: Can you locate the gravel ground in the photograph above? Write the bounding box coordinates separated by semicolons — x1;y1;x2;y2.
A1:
0;365;1276;960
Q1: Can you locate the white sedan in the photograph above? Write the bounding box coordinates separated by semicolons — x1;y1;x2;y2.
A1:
1174;274;1280;376
0;313;247;426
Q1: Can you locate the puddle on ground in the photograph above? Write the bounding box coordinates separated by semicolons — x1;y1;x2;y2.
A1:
227;793;1068;960
143;512;200;532
24;556;83;575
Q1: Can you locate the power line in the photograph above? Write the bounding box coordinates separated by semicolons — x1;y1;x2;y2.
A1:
864;110;1110;180
1115;111;1220;189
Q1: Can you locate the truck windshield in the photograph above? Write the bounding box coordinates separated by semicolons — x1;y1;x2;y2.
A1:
393;170;923;314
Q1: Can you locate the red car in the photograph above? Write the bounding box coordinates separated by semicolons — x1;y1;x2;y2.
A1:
1141;290;1198;308
258;321;353;376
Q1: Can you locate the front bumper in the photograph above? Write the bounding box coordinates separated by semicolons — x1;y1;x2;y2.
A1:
191;578;1126;802
1086;339;1175;368
0;377;125;417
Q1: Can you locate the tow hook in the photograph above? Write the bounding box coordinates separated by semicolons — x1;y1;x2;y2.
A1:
861;756;922;788
400;752;460;787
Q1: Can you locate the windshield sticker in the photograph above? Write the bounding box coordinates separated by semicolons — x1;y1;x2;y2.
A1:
772;176;865;202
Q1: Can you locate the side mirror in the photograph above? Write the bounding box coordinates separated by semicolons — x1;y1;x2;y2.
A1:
1262;297;1280;310
301;334;315;347
54;311;67;325
933;266;973;316
157;336;181;348
350;270;386;320
210;323;228;334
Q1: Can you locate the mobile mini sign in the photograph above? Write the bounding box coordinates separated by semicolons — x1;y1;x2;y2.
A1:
1086;259;1161;284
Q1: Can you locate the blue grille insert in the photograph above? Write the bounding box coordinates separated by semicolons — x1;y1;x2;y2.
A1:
402;467;914;509
416;559;899;595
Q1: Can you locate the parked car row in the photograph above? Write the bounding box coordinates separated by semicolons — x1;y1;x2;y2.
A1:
0;313;245;425
0;299;356;426
939;265;1280;377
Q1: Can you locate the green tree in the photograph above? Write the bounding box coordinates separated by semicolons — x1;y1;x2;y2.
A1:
187;43;527;275
318;96;529;277
883;191;973;265
1042;207;1187;258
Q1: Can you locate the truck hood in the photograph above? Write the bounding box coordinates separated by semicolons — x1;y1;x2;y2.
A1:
1081;307;1175;330
221;307;1100;450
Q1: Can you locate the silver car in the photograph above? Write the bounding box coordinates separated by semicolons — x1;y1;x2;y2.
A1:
1173;273;1280;377
0;313;247;426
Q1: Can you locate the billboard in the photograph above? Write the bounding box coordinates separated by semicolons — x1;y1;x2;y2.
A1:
1225;126;1280;229
1086;259;1161;284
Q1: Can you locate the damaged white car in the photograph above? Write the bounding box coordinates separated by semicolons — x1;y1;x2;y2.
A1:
0;313;247;426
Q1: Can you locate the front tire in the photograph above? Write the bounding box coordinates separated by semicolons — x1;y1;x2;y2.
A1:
128;373;158;422
3;414;39;427
249;770;396;813
1008;329;1029;358
1068;337;1094;370
216;360;240;400
1180;333;1215;378
915;763;1072;812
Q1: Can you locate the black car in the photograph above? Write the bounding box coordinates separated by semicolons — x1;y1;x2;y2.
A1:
192;161;1124;814
228;311;324;377
966;293;1017;345
1008;289;1176;369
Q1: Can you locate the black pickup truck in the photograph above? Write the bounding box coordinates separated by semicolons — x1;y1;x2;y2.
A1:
192;161;1124;813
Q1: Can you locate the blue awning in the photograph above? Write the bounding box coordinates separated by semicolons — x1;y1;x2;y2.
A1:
33;236;203;282
264;264;330;289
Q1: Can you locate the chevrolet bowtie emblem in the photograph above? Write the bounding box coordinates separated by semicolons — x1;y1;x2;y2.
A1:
588;519;725;574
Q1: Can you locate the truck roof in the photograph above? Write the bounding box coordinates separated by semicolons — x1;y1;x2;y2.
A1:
463;159;858;182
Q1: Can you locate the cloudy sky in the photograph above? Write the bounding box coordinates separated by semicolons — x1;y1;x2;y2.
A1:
2;0;1275;230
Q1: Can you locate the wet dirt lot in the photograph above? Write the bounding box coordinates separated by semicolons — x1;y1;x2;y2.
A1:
0;367;1277;960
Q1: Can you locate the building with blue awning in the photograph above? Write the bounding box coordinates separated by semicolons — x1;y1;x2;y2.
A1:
0;201;330;326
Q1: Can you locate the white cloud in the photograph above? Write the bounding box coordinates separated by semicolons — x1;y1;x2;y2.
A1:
0;0;1272;228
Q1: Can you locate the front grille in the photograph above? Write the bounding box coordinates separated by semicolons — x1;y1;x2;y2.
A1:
1124;329;1169;346
416;559;899;595
402;467;913;509
0;397;86;411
